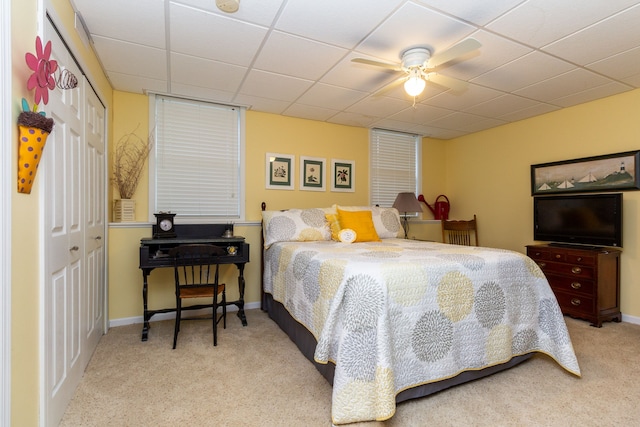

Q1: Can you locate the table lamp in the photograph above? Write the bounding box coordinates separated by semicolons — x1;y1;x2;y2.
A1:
392;192;422;239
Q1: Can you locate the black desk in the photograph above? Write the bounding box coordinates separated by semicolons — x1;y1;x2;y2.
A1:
139;224;249;341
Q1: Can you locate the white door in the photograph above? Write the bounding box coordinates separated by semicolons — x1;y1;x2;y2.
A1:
42;20;106;426
84;84;106;354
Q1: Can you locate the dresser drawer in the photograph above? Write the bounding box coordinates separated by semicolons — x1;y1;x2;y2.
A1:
534;259;595;279
553;290;595;316
545;274;595;296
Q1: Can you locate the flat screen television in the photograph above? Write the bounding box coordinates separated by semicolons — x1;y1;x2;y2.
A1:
533;193;623;247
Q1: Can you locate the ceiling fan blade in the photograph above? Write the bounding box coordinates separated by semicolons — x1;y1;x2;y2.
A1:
351;57;402;71
372;76;406;96
427;73;468;92
429;38;481;68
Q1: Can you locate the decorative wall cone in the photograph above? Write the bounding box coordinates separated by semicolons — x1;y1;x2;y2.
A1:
17;111;54;194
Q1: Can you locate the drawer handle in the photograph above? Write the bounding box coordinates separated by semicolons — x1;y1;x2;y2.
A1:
555;254;561;259
570;282;582;290
571;266;582;274
571;298;581;306
534;252;541;256
538;262;546;268
576;257;582;262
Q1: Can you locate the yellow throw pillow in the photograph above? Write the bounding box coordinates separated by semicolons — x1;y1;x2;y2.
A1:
337;208;380;242
325;213;341;241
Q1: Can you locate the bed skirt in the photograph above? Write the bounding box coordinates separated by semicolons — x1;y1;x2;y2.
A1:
263;292;533;404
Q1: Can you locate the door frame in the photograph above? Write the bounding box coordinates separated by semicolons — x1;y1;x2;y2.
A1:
1;0;12;423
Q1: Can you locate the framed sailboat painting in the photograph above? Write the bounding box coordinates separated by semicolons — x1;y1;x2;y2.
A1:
531;150;640;195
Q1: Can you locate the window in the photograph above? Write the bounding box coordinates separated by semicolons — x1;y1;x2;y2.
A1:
150;95;245;221
370;129;421;207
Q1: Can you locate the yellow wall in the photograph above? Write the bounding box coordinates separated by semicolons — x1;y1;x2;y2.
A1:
11;0;113;424
108;101;375;321
107;89;640;324
444;89;640;317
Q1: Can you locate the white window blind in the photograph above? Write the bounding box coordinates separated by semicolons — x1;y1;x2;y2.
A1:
153;95;244;219
370;129;420;207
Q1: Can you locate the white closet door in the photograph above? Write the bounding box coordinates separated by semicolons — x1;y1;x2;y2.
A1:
42;19;106;427
83;82;106;355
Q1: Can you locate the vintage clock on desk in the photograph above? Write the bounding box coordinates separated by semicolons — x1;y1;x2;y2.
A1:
153;212;177;238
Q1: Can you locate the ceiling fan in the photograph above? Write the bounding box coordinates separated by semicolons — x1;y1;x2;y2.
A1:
351;38;481;97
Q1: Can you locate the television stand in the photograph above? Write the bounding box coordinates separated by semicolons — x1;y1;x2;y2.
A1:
526;244;621;327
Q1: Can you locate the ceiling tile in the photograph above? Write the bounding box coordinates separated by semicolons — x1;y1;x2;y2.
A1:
170;83;236;103
549;81;632;108
239;70;313;102
465;94;540;117
296;84;368;110
170;2;267;66
73;0;166;48
487;0;640;48
253;31;348;80
170;53;246;91
587;46;640;82
422;84;503;111
356;2;476;63
327;111;381;129
543;3;640;65
106;72;168;95
497;102;560;122
472;51;575;92
173;0;285;27
275;0;403;48
282;104;339;122
514;68;613;102
415;0;524;26
92;36;167;80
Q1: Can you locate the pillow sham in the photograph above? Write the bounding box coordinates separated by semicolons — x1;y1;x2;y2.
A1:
262;208;331;247
336;208;380;242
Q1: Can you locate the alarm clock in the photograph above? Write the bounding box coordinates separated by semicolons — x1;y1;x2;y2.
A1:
154;212;176;238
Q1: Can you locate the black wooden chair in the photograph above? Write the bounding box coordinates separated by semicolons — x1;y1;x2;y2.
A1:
169;244;227;349
441;215;479;246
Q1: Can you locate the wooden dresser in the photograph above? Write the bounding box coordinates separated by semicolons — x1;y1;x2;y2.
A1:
526;244;621;327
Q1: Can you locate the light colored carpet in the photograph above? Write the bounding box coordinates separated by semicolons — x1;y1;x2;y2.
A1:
60;309;640;426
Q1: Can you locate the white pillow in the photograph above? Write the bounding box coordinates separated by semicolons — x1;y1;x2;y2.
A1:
262;208;331;248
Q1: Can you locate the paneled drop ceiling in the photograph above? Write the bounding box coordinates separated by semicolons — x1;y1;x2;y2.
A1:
71;0;640;139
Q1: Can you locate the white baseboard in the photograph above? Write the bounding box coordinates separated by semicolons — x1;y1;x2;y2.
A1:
622;313;640;326
109;301;262;328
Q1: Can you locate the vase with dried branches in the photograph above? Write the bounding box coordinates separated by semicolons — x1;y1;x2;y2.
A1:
112;127;152;222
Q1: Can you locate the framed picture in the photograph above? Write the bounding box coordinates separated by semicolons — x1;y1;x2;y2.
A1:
331;159;355;192
300;156;325;191
266;153;295;190
531;150;640;195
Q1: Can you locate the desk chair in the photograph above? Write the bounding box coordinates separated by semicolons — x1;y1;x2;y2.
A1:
442;215;479;246
169;244;227;349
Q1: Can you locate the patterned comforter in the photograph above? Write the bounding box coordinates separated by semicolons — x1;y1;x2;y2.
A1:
263;239;581;424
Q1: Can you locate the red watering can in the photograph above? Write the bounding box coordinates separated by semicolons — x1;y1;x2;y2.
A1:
418;194;450;220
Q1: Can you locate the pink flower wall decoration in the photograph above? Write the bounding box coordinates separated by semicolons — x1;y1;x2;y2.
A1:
25;36;58;105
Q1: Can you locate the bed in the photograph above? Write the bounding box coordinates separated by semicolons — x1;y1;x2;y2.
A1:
261;204;581;425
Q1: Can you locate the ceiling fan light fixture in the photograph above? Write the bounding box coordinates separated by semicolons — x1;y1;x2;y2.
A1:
404;73;426;97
